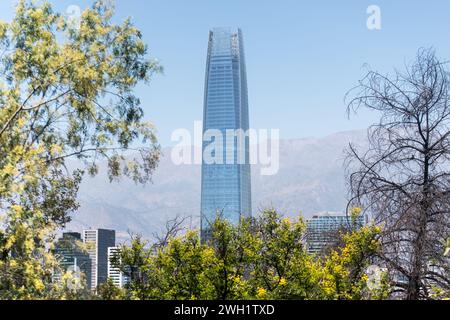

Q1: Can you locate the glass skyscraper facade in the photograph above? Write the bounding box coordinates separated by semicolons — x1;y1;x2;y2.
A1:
201;28;252;238
306;212;367;254
53;232;92;289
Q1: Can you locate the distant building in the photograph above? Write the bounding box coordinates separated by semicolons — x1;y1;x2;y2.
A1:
83;229;115;290
107;247;129;288
54;232;91;289
306;211;367;254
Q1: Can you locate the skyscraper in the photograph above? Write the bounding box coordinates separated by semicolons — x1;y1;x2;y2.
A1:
83;229;115;290
201;27;252;238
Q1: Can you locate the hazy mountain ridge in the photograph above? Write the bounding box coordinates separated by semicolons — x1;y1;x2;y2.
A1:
67;130;368;241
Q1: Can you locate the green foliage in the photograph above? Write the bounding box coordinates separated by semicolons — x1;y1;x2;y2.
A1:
154;231;214;299
444;238;450;257
320;225;385;300
97;278;126;300
115;209;386;300
58;270;93;300
0;0;160;299
248;211;322;300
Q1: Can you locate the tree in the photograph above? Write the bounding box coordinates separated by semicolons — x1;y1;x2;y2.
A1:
97;278;125;300
248;209;318;300
345;48;450;299
320;224;387;300
0;0;160;299
202;214;255;300
117;218;253;300
114;209;382;300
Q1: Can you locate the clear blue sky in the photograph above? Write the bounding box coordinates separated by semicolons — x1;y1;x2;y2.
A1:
2;0;450;146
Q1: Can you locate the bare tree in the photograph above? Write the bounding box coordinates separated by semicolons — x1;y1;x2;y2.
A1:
152;215;190;248
345;48;450;300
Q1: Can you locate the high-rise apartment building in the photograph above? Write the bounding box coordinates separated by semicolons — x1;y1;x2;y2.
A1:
83;229;115;290
306;211;367;254
201;27;252;239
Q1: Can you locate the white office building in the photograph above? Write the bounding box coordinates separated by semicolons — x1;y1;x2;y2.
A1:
107;247;129;288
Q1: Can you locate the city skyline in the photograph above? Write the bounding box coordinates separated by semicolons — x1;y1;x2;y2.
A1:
0;0;448;302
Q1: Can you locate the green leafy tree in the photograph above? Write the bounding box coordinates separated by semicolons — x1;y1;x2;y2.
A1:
115;209;386;301
0;0;160;299
202;215;255;300
320;224;387;300
97;278;126;300
248;210;323;300
153;231;215;299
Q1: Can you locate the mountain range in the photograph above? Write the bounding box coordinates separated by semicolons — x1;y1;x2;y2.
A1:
66;130;368;242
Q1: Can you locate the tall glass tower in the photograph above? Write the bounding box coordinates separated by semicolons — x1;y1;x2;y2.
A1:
201;27;252;238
